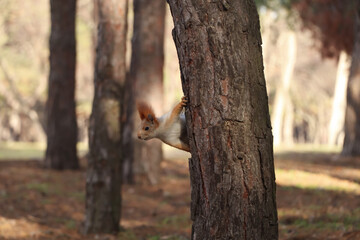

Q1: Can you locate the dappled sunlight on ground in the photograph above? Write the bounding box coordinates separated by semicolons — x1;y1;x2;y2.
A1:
0;144;360;239
274;147;360;239
276;169;360;194
0;216;42;239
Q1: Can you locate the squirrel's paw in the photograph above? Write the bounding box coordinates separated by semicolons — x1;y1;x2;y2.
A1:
181;96;188;107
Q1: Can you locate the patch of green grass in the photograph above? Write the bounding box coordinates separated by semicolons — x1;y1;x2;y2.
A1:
147;236;160;240
293;219;309;228
0;141;88;160
41;198;53;205
280;208;360;232
53;218;77;230
25;182;61;195
26;182;49;193
0;190;8;198
0;142;45;159
64;219;77;230
158;214;191;229
118;230;138;240
68;191;85;202
293;218;356;231
147;235;188;240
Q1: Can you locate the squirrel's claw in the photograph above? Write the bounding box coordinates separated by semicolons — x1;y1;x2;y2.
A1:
181;96;188;106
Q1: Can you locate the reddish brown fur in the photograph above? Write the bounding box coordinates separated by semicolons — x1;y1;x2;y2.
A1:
165;101;184;127
171;142;190;152
137;102;159;125
136;97;189;152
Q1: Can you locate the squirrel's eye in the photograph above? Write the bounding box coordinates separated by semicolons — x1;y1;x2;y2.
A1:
144;127;149;131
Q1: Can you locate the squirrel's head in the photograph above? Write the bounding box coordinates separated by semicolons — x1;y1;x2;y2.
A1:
137;102;159;140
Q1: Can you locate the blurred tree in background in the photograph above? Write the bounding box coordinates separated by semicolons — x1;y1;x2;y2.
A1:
255;0;360;153
45;0;78;169
0;0;48;142
343;6;360;156
125;0;166;185
293;0;356;58
0;0;93;143
270;27;297;146
84;0;127;234
291;0;360;155
291;0;355;147
0;0;359;156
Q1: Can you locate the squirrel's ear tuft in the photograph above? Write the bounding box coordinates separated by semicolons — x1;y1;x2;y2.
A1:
137;102;156;121
147;114;154;122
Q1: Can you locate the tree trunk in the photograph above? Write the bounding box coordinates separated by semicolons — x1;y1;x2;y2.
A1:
283;100;294;145
0;59;46;142
83;0;127;234
130;0;166;185
122;72;134;184
271;31;297;147
45;0;78;170
328;51;350;145
168;1;278;239
342;7;360;156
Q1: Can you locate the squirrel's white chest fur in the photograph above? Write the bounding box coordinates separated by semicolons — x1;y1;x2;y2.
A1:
155;112;185;147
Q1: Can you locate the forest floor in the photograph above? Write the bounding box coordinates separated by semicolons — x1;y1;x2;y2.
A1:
0;144;360;240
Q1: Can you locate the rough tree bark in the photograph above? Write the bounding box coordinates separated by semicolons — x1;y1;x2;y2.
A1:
342;6;360;156
83;0;127;234
168;0;278;239
129;0;166;185
45;0;78;169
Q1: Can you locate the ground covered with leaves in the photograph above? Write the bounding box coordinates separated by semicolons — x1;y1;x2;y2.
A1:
0;146;360;240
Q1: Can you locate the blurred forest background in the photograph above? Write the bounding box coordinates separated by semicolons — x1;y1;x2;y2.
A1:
0;0;354;148
1;0;360;239
0;0;183;146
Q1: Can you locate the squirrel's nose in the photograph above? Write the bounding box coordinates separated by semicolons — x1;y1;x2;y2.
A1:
137;134;141;139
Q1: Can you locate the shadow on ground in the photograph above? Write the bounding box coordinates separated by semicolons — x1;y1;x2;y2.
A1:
0;148;359;239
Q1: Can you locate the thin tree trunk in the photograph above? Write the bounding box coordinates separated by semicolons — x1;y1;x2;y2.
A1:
122;71;134;184
83;0;127;234
328;51;350;145
168;1;278;239
271;31;297;146
130;0;165;185
342;7;360;156
0;59;45;141
283;100;294;145
45;0;78;170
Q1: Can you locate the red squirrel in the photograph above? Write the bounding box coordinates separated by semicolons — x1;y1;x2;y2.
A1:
137;97;190;152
